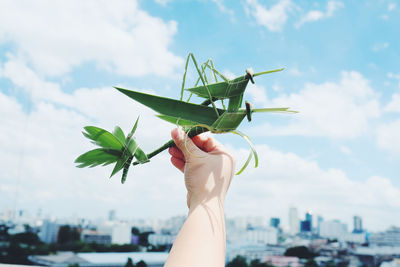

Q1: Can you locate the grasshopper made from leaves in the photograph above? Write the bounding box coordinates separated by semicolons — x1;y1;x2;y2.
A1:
75;53;297;183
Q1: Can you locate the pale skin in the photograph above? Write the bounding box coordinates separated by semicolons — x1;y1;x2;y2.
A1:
164;128;236;267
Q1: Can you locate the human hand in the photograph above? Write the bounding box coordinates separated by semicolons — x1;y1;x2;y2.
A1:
169;128;235;210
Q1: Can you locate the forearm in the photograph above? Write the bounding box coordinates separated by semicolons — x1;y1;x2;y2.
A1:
164;196;226;267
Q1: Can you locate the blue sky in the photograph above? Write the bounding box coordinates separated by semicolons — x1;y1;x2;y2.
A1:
0;0;399;231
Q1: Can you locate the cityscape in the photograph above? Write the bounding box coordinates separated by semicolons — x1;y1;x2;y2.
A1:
1;206;399;266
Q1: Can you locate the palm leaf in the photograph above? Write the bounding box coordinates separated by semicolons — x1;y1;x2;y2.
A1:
252;107;298;113
232;130;259;175
113;126;126;145
75;148;120;168
115;87;224;126
83;126;124;150
134;147;149;163
129;116;140;136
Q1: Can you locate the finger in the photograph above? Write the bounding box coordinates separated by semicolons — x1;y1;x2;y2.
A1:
170;157;185;173
192;134;209;151
171;128;205;159
203;137;217;153
169;147;185;161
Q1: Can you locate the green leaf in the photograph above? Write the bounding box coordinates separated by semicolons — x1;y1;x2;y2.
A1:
252;107;298;113
134;147;149;163
113;126;126;145
129;116;140;136
115;87;224;126
156;114;197;127
75;148;120;168
83;126;124;150
121;156;134;184
253;68;284;77
110;144;138;178
232;130;258;175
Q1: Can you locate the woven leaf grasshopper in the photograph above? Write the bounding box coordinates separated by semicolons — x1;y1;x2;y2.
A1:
75;53;297;183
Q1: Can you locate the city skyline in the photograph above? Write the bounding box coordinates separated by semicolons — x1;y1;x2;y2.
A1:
0;0;399;232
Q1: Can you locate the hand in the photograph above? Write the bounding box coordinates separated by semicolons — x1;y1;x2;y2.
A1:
169;128;235;209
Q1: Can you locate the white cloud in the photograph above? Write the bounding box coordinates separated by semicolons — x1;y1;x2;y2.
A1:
245;0;293;32
288;67;302;76
246;83;268;105
295;1;343;28
154;0;170;6
339;145;352;155
387;72;400;88
296;1;343;27
0;0;182;77
211;0;235;20
385;93;400;113
388;3;397;11
249;71;380;138
372;42;389;52
376;120;400;154
225;144;400;231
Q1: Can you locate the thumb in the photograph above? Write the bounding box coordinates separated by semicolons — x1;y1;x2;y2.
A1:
171;128;204;159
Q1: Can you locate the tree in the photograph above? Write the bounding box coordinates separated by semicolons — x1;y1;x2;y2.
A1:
227;255;248;267
250;259;274;267
284;246;317;259
125;257;135;267
304;259;318;267
136;260;147;267
57;225;80;244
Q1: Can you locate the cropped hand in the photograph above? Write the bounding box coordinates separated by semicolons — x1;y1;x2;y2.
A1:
169;128;235;209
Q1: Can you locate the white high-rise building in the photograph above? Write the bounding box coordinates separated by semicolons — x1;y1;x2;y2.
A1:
319;220;348;239
98;221;131;245
289;207;299;235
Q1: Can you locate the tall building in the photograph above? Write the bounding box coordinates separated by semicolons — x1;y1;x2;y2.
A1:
317;216;324;235
108;210;116;221
289;207;299;235
270;217;280;228
300;211;312;233
319;220;348;239
39;220;60;243
353;215;362;233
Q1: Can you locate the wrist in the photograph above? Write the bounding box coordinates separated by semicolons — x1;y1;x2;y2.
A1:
189;194;225;213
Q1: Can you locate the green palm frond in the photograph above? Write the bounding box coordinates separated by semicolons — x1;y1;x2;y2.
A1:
83;126;124;150
75;148;121;168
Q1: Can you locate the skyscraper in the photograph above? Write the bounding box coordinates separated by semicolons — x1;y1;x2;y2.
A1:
270;217;280;228
301;211;312;233
289;207;299;235
353;215;363;233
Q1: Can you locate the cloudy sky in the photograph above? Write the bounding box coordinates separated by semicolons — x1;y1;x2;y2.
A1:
0;0;399;232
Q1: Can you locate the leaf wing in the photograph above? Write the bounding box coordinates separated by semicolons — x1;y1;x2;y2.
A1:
75;148;120;168
113;126;126;145
83;126;124;150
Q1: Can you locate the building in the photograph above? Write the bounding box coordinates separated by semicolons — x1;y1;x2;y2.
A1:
227;227;278;245
264;255;301;267
319;220;348;239
226;243;286;262
369;227;400;246
270;218;280;228
98;221;131;245
81;229;111;245
300;211;312;233
108;210;116;221
29;252;169;267
353;216;363;233
38;220;60;243
148;233;175;246
289;207;299;235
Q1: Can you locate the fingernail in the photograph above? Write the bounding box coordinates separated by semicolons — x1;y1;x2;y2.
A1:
171;128;179;140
